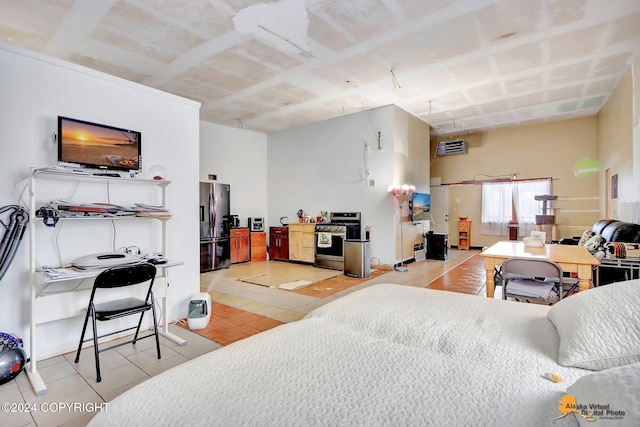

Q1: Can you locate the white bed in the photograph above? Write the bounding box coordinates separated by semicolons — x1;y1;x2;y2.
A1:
89;281;640;427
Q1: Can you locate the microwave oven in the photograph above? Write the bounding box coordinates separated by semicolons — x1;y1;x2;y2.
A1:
248;217;264;232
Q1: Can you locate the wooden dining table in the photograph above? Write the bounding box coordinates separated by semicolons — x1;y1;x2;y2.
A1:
478;240;601;298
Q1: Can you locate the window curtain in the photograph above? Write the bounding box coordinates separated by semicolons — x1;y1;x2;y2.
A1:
481;182;513;235
513;178;552;237
481;178;552;236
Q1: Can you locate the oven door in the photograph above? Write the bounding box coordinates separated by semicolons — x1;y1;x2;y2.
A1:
314;231;345;270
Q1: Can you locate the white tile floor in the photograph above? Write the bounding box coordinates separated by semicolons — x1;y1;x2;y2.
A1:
0;326;221;427
1;249;479;427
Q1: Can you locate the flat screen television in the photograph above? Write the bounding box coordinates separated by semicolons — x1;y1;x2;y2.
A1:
58;116;141;172
410;192;431;221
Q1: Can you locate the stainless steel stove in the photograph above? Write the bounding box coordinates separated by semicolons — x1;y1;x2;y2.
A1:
314;212;361;270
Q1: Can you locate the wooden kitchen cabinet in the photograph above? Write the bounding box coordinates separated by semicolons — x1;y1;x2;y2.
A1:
458;220;471;250
288;223;316;263
230;227;250;263
269;227;289;261
251;231;267;261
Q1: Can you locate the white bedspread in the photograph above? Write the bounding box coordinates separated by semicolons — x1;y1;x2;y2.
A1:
90;285;587;426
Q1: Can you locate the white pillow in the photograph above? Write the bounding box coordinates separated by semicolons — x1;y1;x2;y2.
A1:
578;229;594;246
566;363;640;426
547;279;640;370
583;234;605;252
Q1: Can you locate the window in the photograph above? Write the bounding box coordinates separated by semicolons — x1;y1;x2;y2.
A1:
481;178;552;236
481;182;512;236
513;179;552;236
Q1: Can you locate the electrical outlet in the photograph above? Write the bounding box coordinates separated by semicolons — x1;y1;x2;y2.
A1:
368;179;376;187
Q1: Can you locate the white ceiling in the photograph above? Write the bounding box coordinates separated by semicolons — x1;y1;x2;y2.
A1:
2;0;640;136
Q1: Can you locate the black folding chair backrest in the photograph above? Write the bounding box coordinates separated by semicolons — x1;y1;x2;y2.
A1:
94;263;156;291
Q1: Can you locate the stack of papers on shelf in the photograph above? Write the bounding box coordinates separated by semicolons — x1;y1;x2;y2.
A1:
57;203;122;214
131;203;172;218
46;200;171;218
51;200;136;217
42;267;86;280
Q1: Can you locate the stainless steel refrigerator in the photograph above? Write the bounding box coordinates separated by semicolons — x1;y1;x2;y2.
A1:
200;182;231;272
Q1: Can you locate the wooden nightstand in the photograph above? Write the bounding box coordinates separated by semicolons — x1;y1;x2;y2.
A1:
458;220;471;250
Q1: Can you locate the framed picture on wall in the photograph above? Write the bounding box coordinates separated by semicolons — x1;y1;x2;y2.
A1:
611;174;618;199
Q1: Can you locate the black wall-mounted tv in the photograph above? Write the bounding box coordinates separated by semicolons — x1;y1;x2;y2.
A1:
57;116;141;172
410;192;431;221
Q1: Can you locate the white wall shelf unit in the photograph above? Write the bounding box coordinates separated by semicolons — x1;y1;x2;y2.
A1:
27;168;185;396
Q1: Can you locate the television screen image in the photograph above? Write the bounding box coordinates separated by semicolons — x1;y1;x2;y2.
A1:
411;192;431;221
58;116;141;171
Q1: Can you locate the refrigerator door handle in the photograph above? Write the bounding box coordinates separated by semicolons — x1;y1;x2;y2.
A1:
214;192;218;237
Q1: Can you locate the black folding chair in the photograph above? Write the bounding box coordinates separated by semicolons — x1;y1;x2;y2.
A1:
74;263;160;382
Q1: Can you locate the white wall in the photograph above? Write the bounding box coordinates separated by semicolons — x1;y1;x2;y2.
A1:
267;106;397;265
200;122;268;225
392;107;431;261
0;43;200;359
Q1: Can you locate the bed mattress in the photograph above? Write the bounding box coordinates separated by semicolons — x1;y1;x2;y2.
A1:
89;284;586;426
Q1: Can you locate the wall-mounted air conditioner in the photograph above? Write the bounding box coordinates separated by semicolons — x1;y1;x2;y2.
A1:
435;140;468;156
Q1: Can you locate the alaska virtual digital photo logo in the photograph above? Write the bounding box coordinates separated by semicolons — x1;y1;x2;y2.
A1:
557;395;627;422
